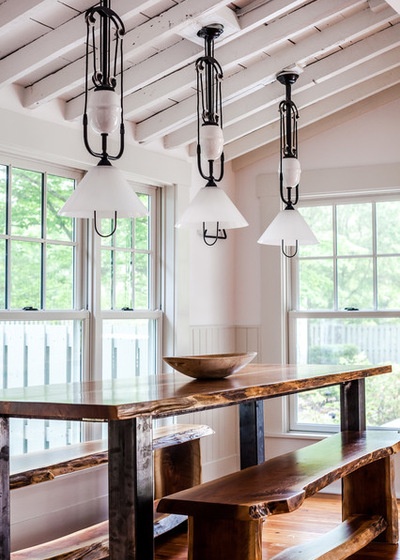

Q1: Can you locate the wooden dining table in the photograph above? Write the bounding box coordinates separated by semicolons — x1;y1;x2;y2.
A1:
0;362;392;560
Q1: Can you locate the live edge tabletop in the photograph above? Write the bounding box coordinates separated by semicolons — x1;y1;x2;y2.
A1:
0;363;393;560
0;363;392;421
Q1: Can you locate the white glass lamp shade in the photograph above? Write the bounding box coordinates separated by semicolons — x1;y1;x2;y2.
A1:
281;156;301;188
200;124;224;161
176;185;248;230
59;164;148;219
258;207;318;247
88;89;120;134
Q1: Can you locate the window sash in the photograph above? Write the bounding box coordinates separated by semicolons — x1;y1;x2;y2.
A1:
0;157;163;454
289;194;400;433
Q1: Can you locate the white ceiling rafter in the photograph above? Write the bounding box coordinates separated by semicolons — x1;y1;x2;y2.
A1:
0;0;397;164
134;4;396;144
224;66;400;160
165;19;400;149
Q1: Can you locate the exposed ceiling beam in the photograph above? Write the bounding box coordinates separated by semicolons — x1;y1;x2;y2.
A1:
0;0;55;33
232;84;400;170
26;0;228;115
125;0;364;121
134;4;396;144
65;0;308;121
224;66;400;160
164;18;400;149
222;46;400;149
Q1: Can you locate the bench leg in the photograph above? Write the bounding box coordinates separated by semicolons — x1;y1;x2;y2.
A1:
188;517;263;560
342;455;398;544
0;417;10;559
154;439;202;499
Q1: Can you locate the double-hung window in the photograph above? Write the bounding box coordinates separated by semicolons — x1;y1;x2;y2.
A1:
98;186;161;380
0;158;161;454
289;198;400;432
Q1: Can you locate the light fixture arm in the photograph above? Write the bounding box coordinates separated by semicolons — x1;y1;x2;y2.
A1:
277;71;300;207
281;238;298;258
203;222;227;246
196;24;224;185
83;0;125;161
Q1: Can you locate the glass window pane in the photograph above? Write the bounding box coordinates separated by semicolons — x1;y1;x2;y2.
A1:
299;206;333;258
10;241;41;309
100;219;113;244
46;244;74;309
135;253;149;309
47;174;75;242
376;201;400;254
293;317;400;428
135;194;150;251
115;251;133;310
114;219;133;249
377;256;400;310
11;168;42;238
102;319;156;379
101;249;113;309
0;320;83;454
336;204;372;256
337;257;373;310
0;165;7;235
299;259;334;310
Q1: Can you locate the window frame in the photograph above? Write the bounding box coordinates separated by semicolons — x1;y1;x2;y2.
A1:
288;193;400;433
0;155;164;451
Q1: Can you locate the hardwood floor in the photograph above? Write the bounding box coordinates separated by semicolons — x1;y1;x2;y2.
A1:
155;493;400;559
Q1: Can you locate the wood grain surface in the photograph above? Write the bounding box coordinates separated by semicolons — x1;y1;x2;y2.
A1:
0;364;392;421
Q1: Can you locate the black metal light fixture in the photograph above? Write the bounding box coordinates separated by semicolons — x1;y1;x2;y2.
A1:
176;24;247;246
258;70;317;257
59;0;147;237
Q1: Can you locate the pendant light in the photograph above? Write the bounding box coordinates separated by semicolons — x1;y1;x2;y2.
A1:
176;24;248;246
258;70;318;257
59;0;147;237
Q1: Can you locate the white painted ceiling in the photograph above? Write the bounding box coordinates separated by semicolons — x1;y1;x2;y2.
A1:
1;0;399;164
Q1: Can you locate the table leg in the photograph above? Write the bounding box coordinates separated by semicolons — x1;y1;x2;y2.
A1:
340;378;366;431
239;400;265;469
108;416;154;560
0;417;10;559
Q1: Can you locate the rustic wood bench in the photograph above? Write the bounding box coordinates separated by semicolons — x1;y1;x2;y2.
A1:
157;430;400;560
11;423;213;560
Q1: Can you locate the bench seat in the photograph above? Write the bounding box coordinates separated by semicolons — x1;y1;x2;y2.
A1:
11;423;213;559
10;423;213;490
157;430;400;560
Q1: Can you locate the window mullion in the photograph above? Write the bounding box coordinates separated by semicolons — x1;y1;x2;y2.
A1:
372;202;378;310
333;204;338;311
5;165;11;310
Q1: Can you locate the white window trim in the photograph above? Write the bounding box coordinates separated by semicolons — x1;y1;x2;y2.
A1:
288;193;400;433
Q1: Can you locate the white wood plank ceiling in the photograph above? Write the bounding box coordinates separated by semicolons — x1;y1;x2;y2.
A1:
0;0;399;162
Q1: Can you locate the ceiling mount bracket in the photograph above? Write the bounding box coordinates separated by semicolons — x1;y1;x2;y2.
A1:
197;23;224;41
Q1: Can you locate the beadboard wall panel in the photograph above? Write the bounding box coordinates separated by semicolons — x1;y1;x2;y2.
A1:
181;324;261;482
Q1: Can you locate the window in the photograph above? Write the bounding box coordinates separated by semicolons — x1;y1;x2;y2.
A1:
0;159;161;453
99;188;161;380
289;198;400;431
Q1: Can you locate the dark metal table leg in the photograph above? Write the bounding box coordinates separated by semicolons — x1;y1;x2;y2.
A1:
340;378;366;431
239;400;265;469
0;417;10;559
108;416;154;560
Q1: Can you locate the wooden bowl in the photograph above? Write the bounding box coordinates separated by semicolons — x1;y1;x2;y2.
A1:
163;352;257;380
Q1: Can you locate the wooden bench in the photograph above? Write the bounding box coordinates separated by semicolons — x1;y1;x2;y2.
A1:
11;423;213;559
157;430;400;560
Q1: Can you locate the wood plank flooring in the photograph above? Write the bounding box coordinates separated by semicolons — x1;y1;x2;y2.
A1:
155;493;400;559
